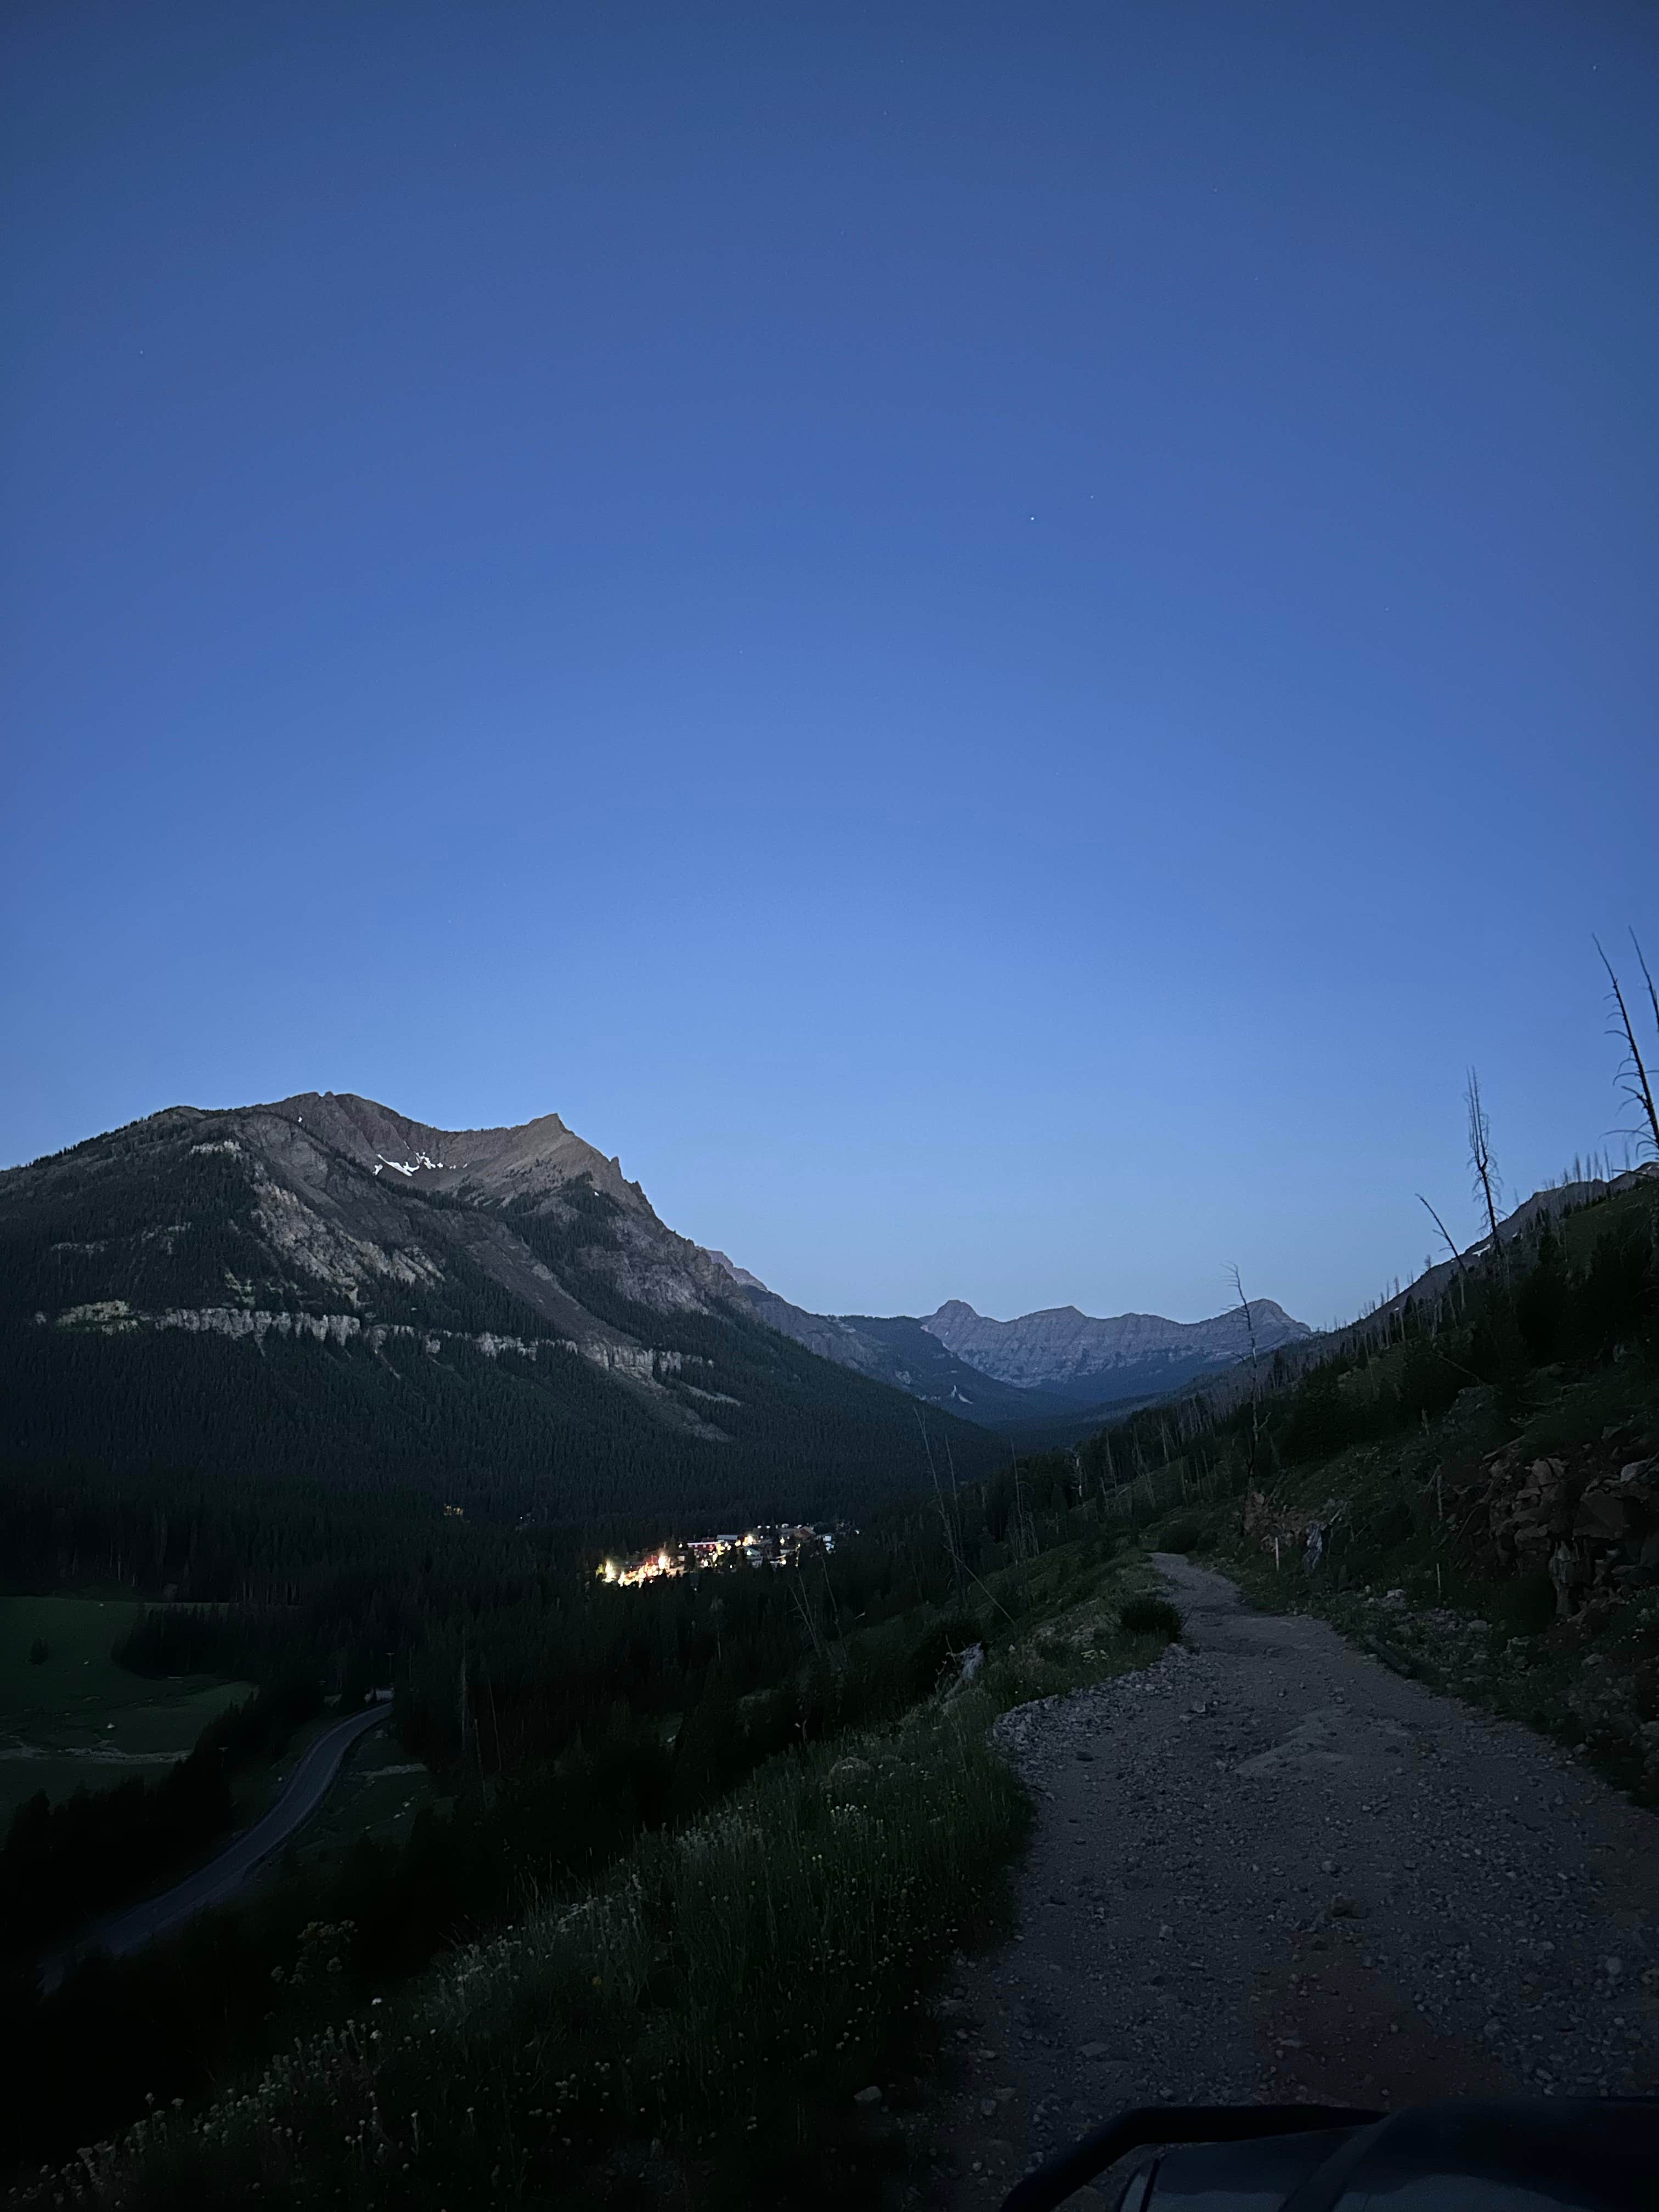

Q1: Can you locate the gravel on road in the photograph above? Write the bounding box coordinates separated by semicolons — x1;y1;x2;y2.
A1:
927;1555;1658;2205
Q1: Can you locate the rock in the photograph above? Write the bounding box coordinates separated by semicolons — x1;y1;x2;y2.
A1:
853;2085;882;2106
1576;1489;1639;1540
1549;1542;1581;1620
980;2098;998;2118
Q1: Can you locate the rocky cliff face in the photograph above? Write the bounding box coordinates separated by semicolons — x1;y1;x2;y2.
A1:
3;1091;736;1407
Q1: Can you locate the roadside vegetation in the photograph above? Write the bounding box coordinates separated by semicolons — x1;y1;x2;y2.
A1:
1097;1175;1659;1802
2;1447;1170;2200
31;1693;1024;2210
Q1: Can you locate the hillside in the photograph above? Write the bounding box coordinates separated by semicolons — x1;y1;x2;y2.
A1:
1073;1167;1659;1802
0;1092;1001;1526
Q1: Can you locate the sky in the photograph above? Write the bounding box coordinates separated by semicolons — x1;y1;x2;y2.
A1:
4;2;1656;1331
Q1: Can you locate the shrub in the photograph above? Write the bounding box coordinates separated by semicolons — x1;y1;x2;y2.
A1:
1492;1568;1557;1638
1118;1595;1182;1641
1159;1518;1203;1555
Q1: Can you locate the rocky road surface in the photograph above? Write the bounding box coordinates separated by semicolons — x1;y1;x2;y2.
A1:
927;1556;1658;2205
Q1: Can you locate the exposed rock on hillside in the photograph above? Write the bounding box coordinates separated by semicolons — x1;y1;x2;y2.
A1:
921;1294;1311;1401
1456;1437;1659;1621
0;1092;1000;1517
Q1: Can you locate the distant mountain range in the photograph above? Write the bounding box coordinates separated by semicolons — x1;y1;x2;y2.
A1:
704;1259;1311;1435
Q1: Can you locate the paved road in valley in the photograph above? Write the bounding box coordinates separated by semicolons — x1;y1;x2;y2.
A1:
47;1701;390;1985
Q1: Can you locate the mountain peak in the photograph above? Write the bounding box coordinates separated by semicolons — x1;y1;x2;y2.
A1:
256;1092;637;1204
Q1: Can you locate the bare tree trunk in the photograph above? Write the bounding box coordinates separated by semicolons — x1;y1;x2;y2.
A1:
1013;1444;1031;1561
1417;1193;1469;1280
1596;934;1659;1160
1465;1068;1505;1277
1228;1262;1262;1471
916;1410;964;1597
789;1573;826;1661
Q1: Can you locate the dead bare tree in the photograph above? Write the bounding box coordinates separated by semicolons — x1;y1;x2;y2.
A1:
1227;1261;1262;1470
1417;1192;1469;1281
915;1408;964;1599
1465;1067;1505;1278
1009;1442;1034;1562
787;1572;826;1662
1595;932;1659;1161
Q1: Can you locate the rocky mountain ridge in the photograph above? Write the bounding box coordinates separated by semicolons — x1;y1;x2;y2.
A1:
921;1293;1311;1402
701;1257;1310;1425
0;1092;1001;1520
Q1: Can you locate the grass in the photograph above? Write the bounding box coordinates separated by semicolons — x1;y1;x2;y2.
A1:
0;1598;252;1821
287;1740;439;1867
31;1692;1029;2210
1;1599;149;1728
20;1539;1168;2210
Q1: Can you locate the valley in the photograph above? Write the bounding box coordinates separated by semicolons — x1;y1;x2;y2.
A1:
1;1102;1655;2209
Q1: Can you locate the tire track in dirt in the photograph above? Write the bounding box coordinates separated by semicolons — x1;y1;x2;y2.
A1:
924;1556;1658;2205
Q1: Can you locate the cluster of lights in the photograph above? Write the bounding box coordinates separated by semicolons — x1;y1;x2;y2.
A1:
597;1523;839;1587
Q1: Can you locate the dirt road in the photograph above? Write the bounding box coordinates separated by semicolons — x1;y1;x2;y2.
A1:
929;1556;1658;2204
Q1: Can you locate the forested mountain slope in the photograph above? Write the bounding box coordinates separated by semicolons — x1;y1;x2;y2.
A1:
0;1092;999;1523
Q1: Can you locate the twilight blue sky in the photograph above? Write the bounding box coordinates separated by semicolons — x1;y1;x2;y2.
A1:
4;2;1655;1329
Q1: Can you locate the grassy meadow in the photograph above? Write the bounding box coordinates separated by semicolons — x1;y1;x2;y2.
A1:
0;1596;251;1824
